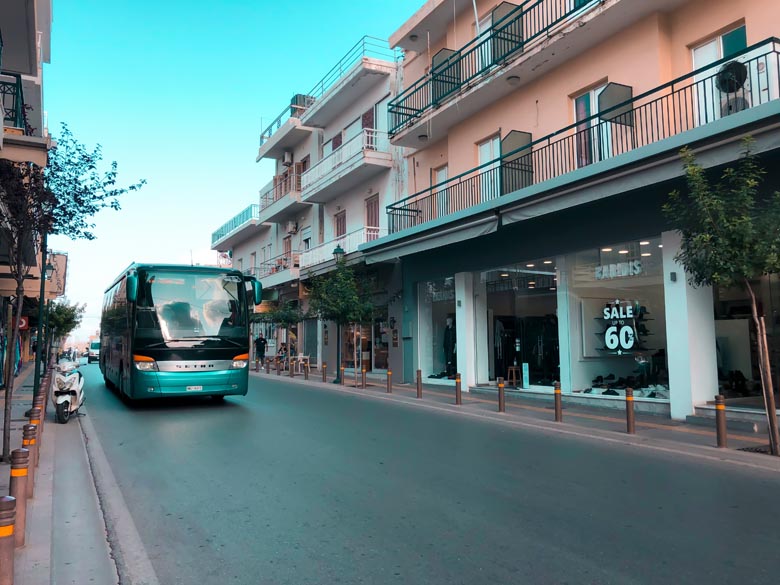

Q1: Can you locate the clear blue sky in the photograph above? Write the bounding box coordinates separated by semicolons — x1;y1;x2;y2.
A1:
45;0;423;341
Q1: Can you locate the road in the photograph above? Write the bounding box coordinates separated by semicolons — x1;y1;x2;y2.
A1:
78;364;780;585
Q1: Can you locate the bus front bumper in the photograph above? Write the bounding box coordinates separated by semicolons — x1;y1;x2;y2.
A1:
131;368;249;399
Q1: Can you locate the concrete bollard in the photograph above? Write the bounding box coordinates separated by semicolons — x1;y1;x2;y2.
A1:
455;373;462;405
715;394;728;448
554;381;562;422
22;425;37;499
322;362;327;383
498;377;506;413
9;449;29;548
416;369;422;399
0;496;16;585
386;370;392;394
625;388;636;435
361;368;366;389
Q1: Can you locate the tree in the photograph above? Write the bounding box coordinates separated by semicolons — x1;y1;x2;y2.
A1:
664;139;780;455
0;124;145;462
46;300;85;351
306;261;374;383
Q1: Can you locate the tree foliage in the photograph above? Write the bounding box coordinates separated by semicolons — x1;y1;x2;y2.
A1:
663;139;780;287
306;261;374;326
47;299;85;343
260;301;304;330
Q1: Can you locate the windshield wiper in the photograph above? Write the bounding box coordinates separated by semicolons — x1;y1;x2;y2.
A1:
184;336;244;347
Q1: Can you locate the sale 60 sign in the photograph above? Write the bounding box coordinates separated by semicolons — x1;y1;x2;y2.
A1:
603;300;635;355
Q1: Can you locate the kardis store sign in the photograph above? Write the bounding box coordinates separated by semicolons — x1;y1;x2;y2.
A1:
595;260;642;281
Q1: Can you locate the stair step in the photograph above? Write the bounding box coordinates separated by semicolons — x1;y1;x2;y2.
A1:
685;415;759;433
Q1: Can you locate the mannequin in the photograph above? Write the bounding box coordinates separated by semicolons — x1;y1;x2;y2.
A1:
443;316;456;376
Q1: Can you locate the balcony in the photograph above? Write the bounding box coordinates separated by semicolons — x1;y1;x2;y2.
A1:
301;129;392;204
211;204;262;250
247;251;300;290
388;0;689;148
300;36;399;129
387;38;780;234
256;95;316;161
1;71;29;135
258;168;310;223
300;227;386;270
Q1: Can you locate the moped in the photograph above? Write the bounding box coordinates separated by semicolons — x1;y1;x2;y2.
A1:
51;360;85;423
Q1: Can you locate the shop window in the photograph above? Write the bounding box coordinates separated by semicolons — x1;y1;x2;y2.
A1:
569;237;668;399
418;278;457;380
482;259;559;387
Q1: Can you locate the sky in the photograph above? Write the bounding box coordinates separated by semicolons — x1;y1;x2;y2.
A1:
45;0;423;342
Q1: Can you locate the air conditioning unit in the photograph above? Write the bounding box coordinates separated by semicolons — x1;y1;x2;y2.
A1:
715;47;779;118
285;221;298;234
282;151;293;167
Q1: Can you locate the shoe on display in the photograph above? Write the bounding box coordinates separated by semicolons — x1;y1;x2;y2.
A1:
605;373;616;381
603;389;619;396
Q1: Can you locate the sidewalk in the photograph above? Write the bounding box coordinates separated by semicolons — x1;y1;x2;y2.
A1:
252;368;780;471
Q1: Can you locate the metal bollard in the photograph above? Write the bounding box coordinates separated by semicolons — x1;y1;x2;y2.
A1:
498;377;506;413
289;359;294;378
304;362;309;381
322;362;327;383
276;359;281;376
9;449;29;548
354;367;358;389
0;496;15;585
416;369;422;399
254;357;260;372
554;381;563;422
715;394;728;448
22;425;37;499
29;407;42;460
340;366;346;386
361;368;366;389
625;388;636;434
386;370;392;393
32;396;45;439
455;373;462;405
266;358;271;374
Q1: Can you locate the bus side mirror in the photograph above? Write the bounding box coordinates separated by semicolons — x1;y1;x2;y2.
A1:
126;273;138;302
252;280;262;306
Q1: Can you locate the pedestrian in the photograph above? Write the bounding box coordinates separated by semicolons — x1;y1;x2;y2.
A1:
254;333;267;370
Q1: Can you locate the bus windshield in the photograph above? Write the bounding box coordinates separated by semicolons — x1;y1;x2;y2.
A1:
134;269;247;348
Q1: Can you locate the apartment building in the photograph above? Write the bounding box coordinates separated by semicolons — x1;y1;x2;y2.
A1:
362;0;780;420
211;36;404;375
0;0;55;373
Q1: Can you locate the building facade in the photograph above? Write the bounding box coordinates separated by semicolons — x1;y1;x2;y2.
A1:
362;0;780;419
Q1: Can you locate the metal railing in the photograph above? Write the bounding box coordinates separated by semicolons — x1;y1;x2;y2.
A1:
260;36;399;147
211;204;260;246
388;0;598;135
260;170;302;210
387;38;780;233
0;71;27;132
247;251;301;279
300;226;386;269
301;128;390;191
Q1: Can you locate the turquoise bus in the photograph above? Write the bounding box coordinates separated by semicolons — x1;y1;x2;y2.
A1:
100;263;262;400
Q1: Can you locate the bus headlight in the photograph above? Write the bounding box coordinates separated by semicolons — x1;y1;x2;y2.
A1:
231;353;249;369
133;354;159;372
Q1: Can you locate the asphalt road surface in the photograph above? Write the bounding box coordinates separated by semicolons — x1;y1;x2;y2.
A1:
79;365;780;585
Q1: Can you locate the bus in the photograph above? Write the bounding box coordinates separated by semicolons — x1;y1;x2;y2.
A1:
100;263;262;400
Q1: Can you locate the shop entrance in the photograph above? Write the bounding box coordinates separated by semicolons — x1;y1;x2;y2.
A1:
484;261;559;387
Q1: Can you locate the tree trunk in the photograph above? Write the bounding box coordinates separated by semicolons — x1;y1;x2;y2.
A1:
2;279;26;462
745;280;780;455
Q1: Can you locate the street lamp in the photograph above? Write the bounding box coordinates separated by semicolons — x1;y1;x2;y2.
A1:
332;244;345;383
44;261;54;281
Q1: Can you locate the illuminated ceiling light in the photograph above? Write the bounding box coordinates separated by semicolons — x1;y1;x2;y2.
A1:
549;287;556;291
543;260;553;264
641;253;651;257
640;241;650;246
618;250;629;254
528;281;536;285
526;263;535;268
658;244;663;248
601;248;612;252
500;272;509;277
528;285;535;289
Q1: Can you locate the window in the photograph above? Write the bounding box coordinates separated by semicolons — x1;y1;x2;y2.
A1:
692;25;748;123
692;25;747;70
478;135;501;202
237;258;243;272
365;195;379;241
574;85;612;168
301;226;312;251
334;211;346;238
434;165;448;219
283;236;292;258
476;12;493;72
249;252;256;275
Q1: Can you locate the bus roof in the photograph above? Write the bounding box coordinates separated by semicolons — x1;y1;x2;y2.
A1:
104;263;244;293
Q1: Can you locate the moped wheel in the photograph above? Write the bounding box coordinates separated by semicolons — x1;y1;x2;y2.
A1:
55;401;71;424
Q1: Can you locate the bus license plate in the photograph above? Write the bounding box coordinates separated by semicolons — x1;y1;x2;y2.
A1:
186;385;203;391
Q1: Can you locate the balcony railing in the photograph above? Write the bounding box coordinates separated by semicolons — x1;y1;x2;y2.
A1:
388;0;598;135
211;204;260;246
0;71;29;133
259;36;399;147
246;251;301;279
387;38;780;234
300;227;386;269
260;170;302;210
301;128;389;191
